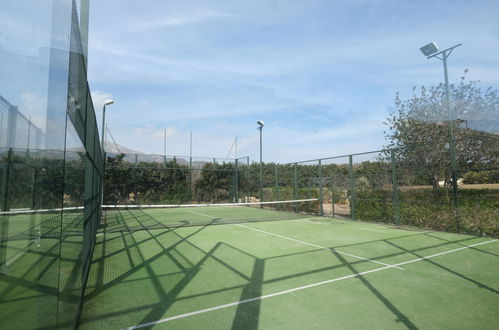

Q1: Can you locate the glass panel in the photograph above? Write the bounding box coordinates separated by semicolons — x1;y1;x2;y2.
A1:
1;1;102;328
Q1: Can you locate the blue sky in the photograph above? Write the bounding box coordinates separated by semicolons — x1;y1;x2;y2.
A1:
86;0;499;163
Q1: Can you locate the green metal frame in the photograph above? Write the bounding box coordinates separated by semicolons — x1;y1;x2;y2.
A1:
318;160;323;216
390;149;400;225
348;155;356;220
330;175;335;218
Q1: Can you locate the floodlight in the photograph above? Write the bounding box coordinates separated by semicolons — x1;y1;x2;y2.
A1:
104;99;114;106
419;41;462;229
257;120;264;127
420;42;439;56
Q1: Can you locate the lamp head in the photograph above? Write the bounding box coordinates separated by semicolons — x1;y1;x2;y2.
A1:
257;120;264;128
104;99;114;106
420;42;439;56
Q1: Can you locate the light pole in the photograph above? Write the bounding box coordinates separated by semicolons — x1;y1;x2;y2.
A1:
420;41;462;230
257;120;264;207
101;99;113;208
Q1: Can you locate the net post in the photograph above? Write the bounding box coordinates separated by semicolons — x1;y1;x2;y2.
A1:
318;159;323;216
348;154;356;220
390;149;400;225
293;163;298;213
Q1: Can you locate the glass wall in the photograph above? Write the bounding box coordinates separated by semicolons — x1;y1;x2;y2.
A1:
0;0;102;328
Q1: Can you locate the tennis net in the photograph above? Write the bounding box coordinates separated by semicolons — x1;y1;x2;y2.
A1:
100;199;321;233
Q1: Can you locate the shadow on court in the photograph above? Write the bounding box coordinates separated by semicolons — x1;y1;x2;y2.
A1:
78;212;499;329
0;211;89;329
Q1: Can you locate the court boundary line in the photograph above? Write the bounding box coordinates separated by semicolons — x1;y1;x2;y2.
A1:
235;223;404;270
122;237;496;329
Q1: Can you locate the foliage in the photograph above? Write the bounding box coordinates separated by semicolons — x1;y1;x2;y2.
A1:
384;75;499;188
462;170;499;184
1;150;85;210
194;162;236;203
355;188;498;236
2;148;497;236
104;154;189;204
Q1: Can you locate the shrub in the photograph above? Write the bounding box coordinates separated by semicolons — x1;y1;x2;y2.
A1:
462;171;491;184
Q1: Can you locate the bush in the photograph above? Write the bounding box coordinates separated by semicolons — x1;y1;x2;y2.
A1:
462;171;491;184
462;170;499;184
354;188;498;236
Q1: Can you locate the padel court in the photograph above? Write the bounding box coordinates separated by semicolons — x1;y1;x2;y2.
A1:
78;205;499;329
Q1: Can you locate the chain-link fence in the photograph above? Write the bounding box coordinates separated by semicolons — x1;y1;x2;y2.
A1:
100;137;498;237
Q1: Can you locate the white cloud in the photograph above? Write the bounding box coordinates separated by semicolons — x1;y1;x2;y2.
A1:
20;92;46;131
132;11;237;30
91;90;113;108
86;0;499;163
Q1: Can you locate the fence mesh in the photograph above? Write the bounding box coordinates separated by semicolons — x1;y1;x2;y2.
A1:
100;139;498;237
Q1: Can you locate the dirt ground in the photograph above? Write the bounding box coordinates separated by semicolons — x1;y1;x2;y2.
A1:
322;202;351;216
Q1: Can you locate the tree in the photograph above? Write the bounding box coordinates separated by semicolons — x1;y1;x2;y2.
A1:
384;73;499;188
104;155;189;204
194;162;236;203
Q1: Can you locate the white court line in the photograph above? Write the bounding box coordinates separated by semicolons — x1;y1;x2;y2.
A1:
187;208;402;269
235;223;404;270
123;239;497;329
187;209;217;219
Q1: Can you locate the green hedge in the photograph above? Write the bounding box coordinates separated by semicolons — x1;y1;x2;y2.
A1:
355;188;498;236
462;170;499;184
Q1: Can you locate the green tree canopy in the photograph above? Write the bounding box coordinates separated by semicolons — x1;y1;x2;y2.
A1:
384;74;499;188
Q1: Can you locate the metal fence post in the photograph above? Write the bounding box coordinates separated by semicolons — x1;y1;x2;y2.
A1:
330;175;335;218
275;164;279;208
348;155;356;220
293;163;298;213
390;149;400;225
318;160;323;216
235;159;239;203
189;155;193;203
307;178;312;214
0;148;12;269
1;148;13;212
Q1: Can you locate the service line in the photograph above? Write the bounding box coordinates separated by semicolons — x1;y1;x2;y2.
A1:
235;223;404;270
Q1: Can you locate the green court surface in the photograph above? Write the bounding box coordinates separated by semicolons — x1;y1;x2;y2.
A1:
0;211;86;329
79;208;499;329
